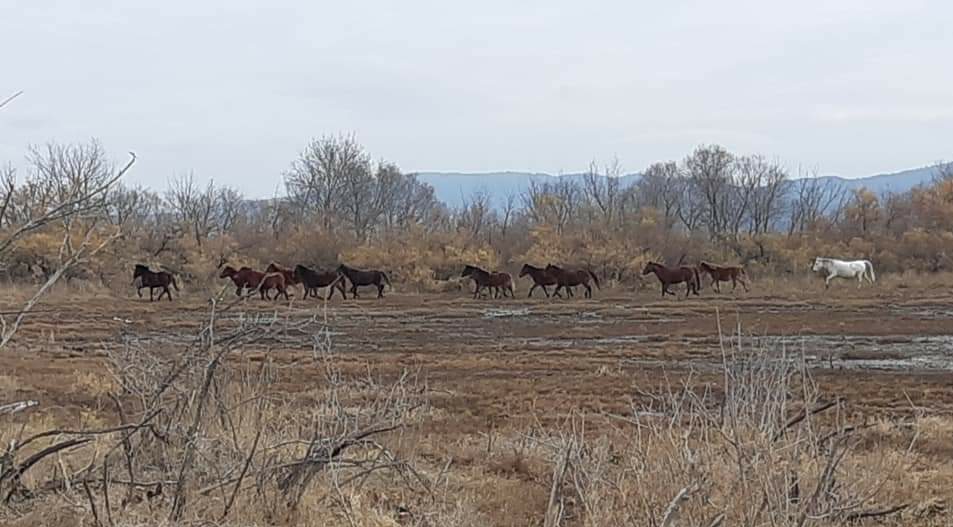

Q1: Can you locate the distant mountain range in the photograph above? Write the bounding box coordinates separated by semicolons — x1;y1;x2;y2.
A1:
415;165;942;209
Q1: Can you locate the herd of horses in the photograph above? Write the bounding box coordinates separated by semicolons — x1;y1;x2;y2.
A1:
132;257;876;302
130;259;761;302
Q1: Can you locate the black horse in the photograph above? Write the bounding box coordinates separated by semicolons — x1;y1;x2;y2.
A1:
336;264;392;298
132;264;179;301
294;264;347;300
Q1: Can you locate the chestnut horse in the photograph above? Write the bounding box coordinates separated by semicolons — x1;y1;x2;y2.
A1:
265;263;301;293
294;264;347;300
698;261;749;292
642;262;700;298
461;265;514;299
132;264;178;302
518;264;559;298
336;264;392;299
219;266;289;300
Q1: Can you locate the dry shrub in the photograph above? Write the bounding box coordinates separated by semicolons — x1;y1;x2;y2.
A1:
0;308;439;526
523;334;939;527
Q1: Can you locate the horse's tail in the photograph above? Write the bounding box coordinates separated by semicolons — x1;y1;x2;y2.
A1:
693;266;702;291
587;269;601;289
171;275;179;291
865;260;876;282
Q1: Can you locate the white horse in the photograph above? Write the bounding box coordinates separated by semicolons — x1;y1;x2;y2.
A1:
811;257;876;288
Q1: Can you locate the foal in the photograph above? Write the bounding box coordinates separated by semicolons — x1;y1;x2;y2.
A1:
219;266;289;300
698;261;749;292
461;265;514;299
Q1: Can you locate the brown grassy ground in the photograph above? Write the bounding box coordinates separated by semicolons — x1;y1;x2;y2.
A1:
2;276;953;525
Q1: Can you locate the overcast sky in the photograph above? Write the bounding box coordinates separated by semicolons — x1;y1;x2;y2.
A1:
2;0;951;197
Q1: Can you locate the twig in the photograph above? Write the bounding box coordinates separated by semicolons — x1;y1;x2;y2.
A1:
82;479;103;527
0;90;23;111
844;503;908;521
660;485;697;527
772;399;841;442
220;421;263;522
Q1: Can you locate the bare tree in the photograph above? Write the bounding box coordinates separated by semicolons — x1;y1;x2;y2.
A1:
685;145;735;239
638;161;683;230
285;134;369;230
583;158;622;227
457;190;493;243
787;168;847;235
0;164;15;229
165;174;244;247
749;160;788;234
0;141;135;348
522;178;580;235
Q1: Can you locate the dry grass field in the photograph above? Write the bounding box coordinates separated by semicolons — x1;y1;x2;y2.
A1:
2;276;953;526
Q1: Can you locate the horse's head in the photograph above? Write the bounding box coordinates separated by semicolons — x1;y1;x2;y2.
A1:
461;265;475;278
265;263;280;273
642;262;659;275
699;261;712;272
219;266;237;278
133;264;149;278
335;264;347;274
811;258;826;272
293;264;308;278
518;264;532;277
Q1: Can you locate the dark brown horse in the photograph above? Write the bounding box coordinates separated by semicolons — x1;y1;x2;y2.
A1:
294;264;347;300
642;262;700;298
336;264;392;298
132;264;178;302
219;266;289;300
461;265;514;299
545;264;600;299
698;261;749;292
518;264;560;298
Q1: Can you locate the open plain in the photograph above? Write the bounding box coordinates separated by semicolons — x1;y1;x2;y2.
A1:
3;277;953;526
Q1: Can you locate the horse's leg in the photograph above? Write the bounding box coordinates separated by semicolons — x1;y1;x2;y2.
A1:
527;284;535;298
825;274;833;289
377;283;384;298
584;284;592;298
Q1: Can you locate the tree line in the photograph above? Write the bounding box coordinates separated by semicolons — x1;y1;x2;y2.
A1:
2;134;952;292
